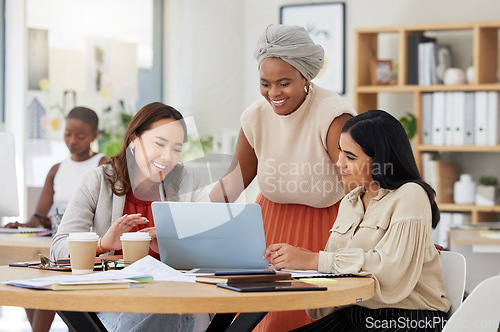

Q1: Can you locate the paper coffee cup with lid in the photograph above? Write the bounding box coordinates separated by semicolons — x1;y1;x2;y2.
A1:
67;232;99;274
120;232;151;265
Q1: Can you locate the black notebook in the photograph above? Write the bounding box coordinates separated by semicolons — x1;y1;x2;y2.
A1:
217;281;327;292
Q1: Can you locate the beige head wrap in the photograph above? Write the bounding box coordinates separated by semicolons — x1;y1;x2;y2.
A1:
254;24;324;82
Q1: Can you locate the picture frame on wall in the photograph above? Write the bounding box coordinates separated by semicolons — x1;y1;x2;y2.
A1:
280;2;345;95
371;59;393;85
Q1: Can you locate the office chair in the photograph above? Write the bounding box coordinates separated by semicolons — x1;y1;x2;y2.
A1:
440;251;466;317
441;274;500;331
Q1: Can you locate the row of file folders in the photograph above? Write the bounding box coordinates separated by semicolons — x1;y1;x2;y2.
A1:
421;91;500;146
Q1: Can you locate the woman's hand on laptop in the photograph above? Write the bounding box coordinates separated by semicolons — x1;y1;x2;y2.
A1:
263;243;319;271
140;227;158;253
101;214;149;250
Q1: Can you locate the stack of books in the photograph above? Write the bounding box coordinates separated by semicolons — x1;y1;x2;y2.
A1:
407;34;453;85
195;271;292;285
196;270;329;292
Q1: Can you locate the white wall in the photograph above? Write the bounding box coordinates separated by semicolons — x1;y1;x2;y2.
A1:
164;0;245;136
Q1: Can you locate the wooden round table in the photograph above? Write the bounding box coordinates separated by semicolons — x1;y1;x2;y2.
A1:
0;266;375;331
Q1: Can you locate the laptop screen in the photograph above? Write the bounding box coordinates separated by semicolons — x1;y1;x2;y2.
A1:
152;202;269;270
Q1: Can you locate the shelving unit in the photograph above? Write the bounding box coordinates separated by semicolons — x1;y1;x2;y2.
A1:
354;21;500;224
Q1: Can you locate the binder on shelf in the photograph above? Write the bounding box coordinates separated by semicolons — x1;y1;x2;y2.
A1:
427;42;438;85
463;92;475;145
451;91;466;146
407;34;436;84
486;91;500;146
431;92;446;145
421;93;433;145
418;42;435;85
418;43;426;85
474;91;489;146
444;92;455;145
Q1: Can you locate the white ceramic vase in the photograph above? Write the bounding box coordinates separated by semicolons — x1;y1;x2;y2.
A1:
466;66;474;84
453;174;476;204
444;68;466;85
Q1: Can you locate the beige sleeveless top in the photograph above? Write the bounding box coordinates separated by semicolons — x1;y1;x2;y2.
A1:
241;84;356;208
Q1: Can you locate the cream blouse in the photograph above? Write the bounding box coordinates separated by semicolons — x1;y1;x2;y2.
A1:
308;182;451;319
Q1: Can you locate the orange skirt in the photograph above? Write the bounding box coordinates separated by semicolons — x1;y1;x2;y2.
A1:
253;193;340;332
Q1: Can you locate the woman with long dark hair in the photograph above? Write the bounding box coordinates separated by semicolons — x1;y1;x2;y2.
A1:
264;110;450;332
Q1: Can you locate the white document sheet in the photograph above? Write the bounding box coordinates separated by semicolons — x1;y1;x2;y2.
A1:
4;256;195;289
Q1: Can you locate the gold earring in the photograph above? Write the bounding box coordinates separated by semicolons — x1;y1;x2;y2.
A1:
304;83;312;95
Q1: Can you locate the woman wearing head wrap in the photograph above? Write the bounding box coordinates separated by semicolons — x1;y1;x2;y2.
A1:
210;24;356;331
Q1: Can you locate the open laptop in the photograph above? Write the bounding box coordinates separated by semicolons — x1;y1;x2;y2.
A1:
152;202;269;270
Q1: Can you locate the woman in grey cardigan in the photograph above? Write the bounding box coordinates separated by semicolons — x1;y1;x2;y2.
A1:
51;102;210;332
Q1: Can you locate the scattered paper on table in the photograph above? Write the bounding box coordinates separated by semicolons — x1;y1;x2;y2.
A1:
3;255;196;291
119;256;195;282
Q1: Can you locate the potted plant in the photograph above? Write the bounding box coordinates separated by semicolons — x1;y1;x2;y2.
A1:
399;113;416;140
98;105;134;157
475;175;498;206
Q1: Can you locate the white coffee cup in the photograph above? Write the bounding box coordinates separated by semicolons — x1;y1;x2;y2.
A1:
120;232;151;265
67;232;99;274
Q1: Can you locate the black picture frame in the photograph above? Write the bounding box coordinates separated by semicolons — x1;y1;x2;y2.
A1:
280;2;345;95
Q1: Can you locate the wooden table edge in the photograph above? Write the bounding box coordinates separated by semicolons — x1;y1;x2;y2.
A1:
0;266;374;314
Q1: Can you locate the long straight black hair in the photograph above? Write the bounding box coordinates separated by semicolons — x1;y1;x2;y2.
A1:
342;109;440;228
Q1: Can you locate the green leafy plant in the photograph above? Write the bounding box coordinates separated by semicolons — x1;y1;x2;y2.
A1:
399;113;416;140
479;175;498;186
